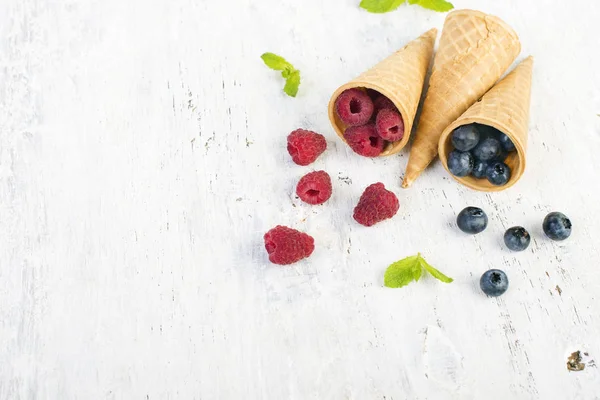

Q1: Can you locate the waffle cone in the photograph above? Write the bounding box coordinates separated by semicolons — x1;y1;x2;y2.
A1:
439;56;534;191
402;10;521;187
328;28;437;156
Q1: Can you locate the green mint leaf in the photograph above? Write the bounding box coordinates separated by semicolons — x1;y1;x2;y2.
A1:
281;66;294;79
384;255;421;288
385;253;453;289
283;70;300;97
360;0;405;13
261;53;300;97
418;254;454;283
407;0;454;12
412;261;423;281
261;53;293;71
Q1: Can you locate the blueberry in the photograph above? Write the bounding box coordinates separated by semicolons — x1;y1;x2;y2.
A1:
473;137;502;161
447;150;474;177
477;125;516;153
493;147;508;162
486;162;511;186
498;132;516;152
543;212;572;241
480;269;509;297
504;227;531;251
472;160;488;179
457;206;488;234
451;124;480;151
476;124;501;138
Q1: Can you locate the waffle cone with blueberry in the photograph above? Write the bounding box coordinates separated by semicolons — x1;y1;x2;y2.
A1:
402;10;521;188
438;56;534;192
328;28;437;157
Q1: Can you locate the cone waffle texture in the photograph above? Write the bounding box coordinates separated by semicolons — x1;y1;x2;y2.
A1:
439;56;534;192
328;28;437;156
402;10;521;187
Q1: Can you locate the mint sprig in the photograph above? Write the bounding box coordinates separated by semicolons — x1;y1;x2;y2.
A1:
359;0;404;13
408;0;454;12
360;0;453;13
384;253;453;288
260;53;301;97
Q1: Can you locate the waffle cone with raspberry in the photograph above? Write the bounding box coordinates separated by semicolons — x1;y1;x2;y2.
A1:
438;56;534;192
402;10;521;188
328;28;437;156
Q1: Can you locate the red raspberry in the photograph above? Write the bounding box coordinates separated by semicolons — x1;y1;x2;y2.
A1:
296;170;332;205
373;95;398;114
264;225;315;265
334;88;374;127
353;183;399;227
375;108;405;142
344;124;384;157
366;88;380;101
287;129;327;166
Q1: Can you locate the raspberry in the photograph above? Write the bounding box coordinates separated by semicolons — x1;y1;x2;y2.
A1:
366;88;380;101
287;129;327;166
375;108;405;142
334;88;374;127
296;171;332;205
353;183;399;227
373;95;397;114
343;124;384;157
264;225;315;265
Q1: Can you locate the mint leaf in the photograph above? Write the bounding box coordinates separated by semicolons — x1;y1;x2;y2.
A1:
360;0;405;13
281;66;294;79
384;253;453;288
283;70;301;97
407;0;454;12
261;53;300;97
384;255;420;288
261;53;293;71
412;261;423;282
418;255;454;283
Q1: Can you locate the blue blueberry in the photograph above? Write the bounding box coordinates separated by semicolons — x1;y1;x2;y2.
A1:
447;150;474;177
451;125;480;151
476;124;501;138
486;162;511;186
471;159;488;178
504;227;531;251
480;269;509;297
473;137;502;161
543;212;572;241
493;147;508;162
477;124;516;152
457;206;488;234
498;132;516;152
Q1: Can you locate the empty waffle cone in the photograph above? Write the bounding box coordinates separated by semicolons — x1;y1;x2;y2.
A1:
439;56;534;192
328;28;437;156
402;10;521;187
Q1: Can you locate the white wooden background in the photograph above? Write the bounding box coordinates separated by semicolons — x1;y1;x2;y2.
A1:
1;0;600;398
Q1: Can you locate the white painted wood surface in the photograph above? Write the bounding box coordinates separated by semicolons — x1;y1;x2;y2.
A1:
1;0;600;398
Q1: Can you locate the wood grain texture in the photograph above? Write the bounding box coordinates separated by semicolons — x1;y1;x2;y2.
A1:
1;0;599;399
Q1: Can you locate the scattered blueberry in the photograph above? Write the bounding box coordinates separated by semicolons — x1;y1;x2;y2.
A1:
473;137;502;161
543;212;572;241
504;227;531;251
451;125;480;151
447;150;474;177
486;162;511;186
480;269;509;297
472;160;488;178
457;206;488;234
